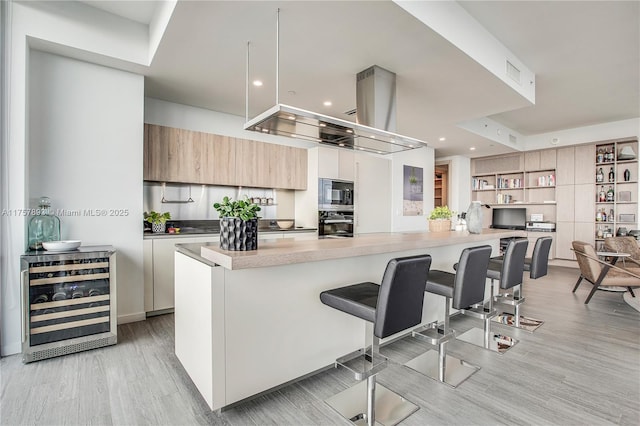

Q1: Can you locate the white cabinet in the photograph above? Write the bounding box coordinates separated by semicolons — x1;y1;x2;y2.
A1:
318;147;355;181
144;235;218;313
355;153;391;233
143;239;154;312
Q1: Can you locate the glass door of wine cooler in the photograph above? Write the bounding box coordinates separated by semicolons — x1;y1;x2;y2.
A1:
21;247;117;363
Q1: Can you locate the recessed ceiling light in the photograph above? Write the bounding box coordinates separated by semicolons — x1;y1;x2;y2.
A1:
323;101;332;107
469;147;476;151
346;129;353;134
287;115;295;120
291;134;297;138
319;123;326;127
339;143;345;147
439;137;446;141
253;80;263;87
408;144;414;148
358;147;364;150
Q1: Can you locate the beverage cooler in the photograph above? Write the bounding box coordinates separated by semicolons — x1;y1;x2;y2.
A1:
20;246;117;363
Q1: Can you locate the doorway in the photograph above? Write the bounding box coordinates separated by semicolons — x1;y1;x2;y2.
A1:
434;165;448;207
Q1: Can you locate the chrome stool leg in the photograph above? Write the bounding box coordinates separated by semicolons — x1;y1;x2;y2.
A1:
457;278;519;354
325;323;419;426
405;299;480;387
493;284;544;332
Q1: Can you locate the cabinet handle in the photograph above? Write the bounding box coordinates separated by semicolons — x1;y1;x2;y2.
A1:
21;269;28;343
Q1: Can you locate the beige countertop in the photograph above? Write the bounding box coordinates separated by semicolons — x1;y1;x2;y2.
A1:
197;229;525;270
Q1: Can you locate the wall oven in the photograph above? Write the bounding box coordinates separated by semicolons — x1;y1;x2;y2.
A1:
319;179;354;211
319;210;354;238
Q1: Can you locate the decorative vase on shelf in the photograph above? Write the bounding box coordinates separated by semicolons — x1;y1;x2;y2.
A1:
28;196;61;250
624;169;631;181
466;201;483;234
152;222;166;233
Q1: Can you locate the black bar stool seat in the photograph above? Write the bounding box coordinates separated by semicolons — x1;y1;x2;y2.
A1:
457;238;528;354
490;236;552;332
406;245;492;387
320;254;432;426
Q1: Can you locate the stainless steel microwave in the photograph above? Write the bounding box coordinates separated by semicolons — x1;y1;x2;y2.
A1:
318;178;354;211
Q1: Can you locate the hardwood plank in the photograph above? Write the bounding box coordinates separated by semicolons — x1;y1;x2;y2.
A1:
1;265;638;426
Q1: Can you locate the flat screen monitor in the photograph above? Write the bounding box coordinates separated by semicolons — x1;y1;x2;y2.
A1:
491;208;526;230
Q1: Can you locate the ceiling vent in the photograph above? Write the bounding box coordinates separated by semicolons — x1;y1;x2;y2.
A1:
506;60;521;85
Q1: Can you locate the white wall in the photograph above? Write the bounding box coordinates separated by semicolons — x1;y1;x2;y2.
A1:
391;147;434;232
29;51;144;324
437;155;471;215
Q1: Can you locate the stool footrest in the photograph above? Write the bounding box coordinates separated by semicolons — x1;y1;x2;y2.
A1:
412;325;455;346
336;348;388;381
461;305;497;320
494;294;525;306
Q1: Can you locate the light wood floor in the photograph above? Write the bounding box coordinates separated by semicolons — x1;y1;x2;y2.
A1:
1;266;639;425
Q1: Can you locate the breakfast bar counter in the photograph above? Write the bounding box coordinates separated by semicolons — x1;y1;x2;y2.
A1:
173;229;524;411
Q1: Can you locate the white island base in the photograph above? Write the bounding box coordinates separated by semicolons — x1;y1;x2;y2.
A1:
174;230;522;411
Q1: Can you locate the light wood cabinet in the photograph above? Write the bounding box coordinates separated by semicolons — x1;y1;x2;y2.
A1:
555;147;575;185
144;124;307;190
574;144;595;184
524;149;556;171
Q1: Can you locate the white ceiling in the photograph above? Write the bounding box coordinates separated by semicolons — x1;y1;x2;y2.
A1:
82;1;640;158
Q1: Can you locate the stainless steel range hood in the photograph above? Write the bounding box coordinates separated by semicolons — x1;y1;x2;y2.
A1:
244;66;428;154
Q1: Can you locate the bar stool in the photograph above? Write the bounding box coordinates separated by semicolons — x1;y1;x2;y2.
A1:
405;245;492;387
320;254;432;426
490;236;552;332
456;238;528;354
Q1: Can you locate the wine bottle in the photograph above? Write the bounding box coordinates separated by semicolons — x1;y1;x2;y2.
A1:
606;186;615;202
608;167;615;182
596;167;604;183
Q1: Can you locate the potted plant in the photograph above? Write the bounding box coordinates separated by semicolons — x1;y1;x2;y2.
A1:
428;205;454;232
213;196;261;251
144;211;171;233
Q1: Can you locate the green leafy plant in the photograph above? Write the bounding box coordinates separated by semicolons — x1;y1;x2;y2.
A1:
213;196;261;221
144;211;171;225
409;167;418;184
429;206;454;220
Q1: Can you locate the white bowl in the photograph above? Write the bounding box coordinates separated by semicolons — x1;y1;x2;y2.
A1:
42;240;81;252
276;220;294;230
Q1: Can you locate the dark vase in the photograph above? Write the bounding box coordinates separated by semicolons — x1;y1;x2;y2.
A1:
219;217;258;251
624;169;631;182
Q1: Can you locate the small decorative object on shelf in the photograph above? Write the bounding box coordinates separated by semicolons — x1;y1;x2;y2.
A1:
624;168;631;181
145;211;171;233
608;167;615;183
466;201;489;234
596;148;604;163
618;145;636;160
214;196;261;251
596;167;604;182
428;205;453;233
606;186;615;202
28;196;61;251
598;186;606;202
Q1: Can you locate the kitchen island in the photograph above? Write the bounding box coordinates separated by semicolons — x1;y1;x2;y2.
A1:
174;229;524;411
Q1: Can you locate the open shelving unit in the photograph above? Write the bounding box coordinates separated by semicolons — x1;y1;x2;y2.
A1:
593;140;638;249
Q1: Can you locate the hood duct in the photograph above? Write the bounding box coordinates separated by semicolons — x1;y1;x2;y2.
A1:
243;11;427;154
